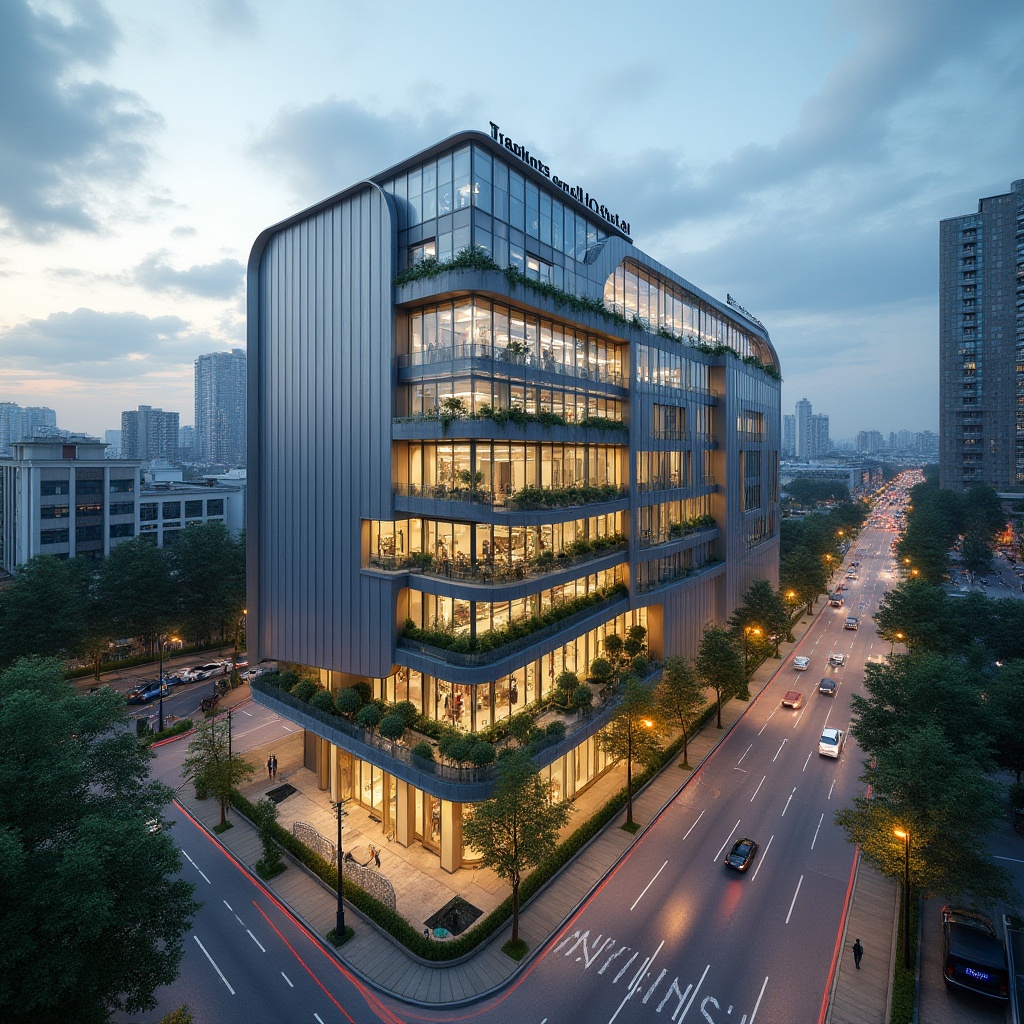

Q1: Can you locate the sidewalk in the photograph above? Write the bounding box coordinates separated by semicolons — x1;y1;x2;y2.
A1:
174;596;899;1013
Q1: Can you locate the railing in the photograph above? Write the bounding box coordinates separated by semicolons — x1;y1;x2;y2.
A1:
393;481;629;511
635;560;722;593
368;540;627;581
637;525;717;549
398;343;626;388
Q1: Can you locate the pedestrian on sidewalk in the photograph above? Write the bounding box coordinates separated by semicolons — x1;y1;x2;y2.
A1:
270;754;278;779
852;938;863;969
266;755;273;779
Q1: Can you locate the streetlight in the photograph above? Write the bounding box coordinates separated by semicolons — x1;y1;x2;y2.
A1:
157;634;180;734
743;625;761;672
894;827;911;969
330;799;348;937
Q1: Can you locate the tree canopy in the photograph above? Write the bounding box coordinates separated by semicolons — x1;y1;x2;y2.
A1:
655;656;707;768
0;658;198;1023
695;626;746;727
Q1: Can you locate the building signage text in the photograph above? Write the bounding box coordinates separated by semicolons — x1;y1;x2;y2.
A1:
489;122;631;238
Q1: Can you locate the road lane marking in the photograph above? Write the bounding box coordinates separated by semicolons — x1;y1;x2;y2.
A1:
314;1015;325;1023
239;709;253;716
751;835;773;881
281;724;295;732
772;739;786;762
750;776;766;803
781;787;796;816
630;862;667;911
223;900;233;912
811;812;824;849
794;708;805;728
182;850;211;884
713;820;741;862
281;972;294;987
746;975;769;1023
679;963;710;1020
758;709;778;735
995;855;1024;864
785;875;804;923
828;780;836;799
737;743;752;765
194;935;235;994
680;809;704;842
247;929;265;952
608;940;664;1023
802;751;812;772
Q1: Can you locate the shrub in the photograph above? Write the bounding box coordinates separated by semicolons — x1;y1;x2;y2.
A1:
291;680;317;703
309;690;336;714
631;656;650;677
589;657;613;683
378;712;406;742
352;681;373;704
469;740;496;766
335;687;363;717
356;703;383;731
545;720;567;739
392;700;419;726
509;712;534;744
571;685;595;713
411;741;435;762
555;670;579;696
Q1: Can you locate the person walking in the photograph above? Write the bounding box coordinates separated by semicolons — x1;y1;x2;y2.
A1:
374;846;381;868
852;938;863;969
270;754;278;779
266;755;273;779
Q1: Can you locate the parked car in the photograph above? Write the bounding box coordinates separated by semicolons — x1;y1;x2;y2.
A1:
828;651;846;666
818;727;845;758
182;662;227;682
126;680;168;704
941;906;1009;1002
782;690;803;708
724;837;759;873
819;677;837;696
793;656;810;671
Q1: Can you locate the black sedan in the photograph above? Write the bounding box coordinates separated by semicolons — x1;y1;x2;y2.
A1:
724;837;759;873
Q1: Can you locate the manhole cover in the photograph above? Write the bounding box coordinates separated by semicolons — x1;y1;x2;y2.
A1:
424;896;483;936
266;783;297;804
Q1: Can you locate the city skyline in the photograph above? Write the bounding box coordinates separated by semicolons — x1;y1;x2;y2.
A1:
1;1;1022;438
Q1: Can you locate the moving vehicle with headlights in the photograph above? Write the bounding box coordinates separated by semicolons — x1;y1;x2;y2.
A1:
844;616;859;630
828;651;846;666
829;593;844;607
793;656;810;671
126;680;168;704
724;838;759;873
818;727;845;758
819;677;837;696
782;690;803;708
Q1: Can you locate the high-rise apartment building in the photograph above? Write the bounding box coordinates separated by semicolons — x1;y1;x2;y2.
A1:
195;349;247;467
247;130;781;872
120;405;179;462
795;398;813;459
810;413;830;459
782;414;795;457
0;403;57;455
939;179;1024;491
104;429;122;457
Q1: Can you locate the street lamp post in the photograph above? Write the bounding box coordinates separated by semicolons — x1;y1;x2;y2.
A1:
742;626;762;673
156;633;180;734
894;827;911;969
331;800;347;937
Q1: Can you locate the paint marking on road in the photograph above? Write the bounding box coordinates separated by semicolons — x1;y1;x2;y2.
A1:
802;751;812;772
995;855;1024;864
781;787;796;817
608;940;664;1024
234;914;245;927
714;820;742;862
281;971;294;988
680;809;704;842
811;812;824;850
247;929;265;952
785;875;804;924
772;739;787;762
281;724;295;732
678;963;709;1021
630;861;668;911
737;743;752;765
182;850;211;884
747;975;769;1023
751;835;773;881
794;707;805;728
223;900;233;912
828;779;836;800
314;1015;325;1024
239;709;253;716
750;775;766;803
194;934;235;994
758;709;778;735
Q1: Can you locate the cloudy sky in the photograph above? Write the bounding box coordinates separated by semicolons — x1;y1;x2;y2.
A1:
1;0;1022;442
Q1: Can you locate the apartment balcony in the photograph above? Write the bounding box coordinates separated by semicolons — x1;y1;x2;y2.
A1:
392;414;627;446
637;523;718;550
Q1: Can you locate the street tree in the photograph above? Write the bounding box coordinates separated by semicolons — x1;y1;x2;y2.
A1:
873;581;952;654
696;626;746;727
461;749;572;947
779;545;830;614
728;579;790;657
181;718;256;826
655;656;707;768
988;663;1024;784
97;537;176;653
598;676;663;827
168;522;245;645
0;657;198;1024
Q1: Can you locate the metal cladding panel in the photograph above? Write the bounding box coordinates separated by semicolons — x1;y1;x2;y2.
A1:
251;186;395;676
656;574;721;658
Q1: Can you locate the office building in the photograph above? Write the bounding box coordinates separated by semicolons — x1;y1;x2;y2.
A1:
782;414;795;458
857;430;885;454
120;405;179;462
178;425;196;462
939;178;1024;491
104;429;122;458
795;398;812;458
195;349;247;467
247;129;781;870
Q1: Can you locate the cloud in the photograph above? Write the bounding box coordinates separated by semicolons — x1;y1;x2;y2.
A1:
0;308;193;368
250;97;471;203
130;251;245;299
205;0;258;38
0;0;162;241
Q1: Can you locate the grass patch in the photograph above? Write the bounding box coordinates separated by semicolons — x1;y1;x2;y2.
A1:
889;892;919;1024
326;926;355;947
212;820;234;835
502;938;528;961
255;858;286;880
621;820;641;834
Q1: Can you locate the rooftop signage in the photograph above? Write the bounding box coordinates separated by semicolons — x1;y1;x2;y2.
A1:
488;122;631;239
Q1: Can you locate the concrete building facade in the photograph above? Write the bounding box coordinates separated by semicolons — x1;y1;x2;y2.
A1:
247;130;782;871
120;405;180;462
195;349;247;467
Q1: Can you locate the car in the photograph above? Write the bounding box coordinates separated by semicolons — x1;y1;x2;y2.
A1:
850;561;859;568
845;571;857;580
828;651;846;667
793;656;810;671
162;673;185;688
819;677;837;696
782;690;803;708
829;593;844;607
818;727;844;758
146;818;162;834
126;680;168;704
941;906;1009;1001
724;837;759;872
182;662;228;682
844;616;859;630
